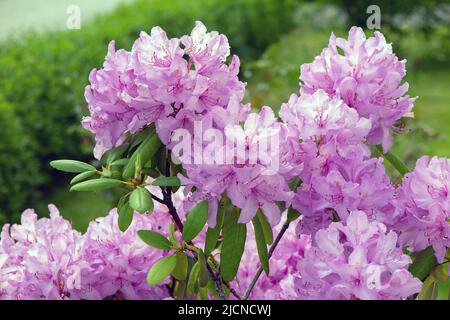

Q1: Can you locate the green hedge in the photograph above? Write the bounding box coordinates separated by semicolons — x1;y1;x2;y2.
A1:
0;95;42;224
0;0;300;222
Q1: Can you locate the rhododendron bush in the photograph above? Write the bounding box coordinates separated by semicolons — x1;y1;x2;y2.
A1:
1;22;448;300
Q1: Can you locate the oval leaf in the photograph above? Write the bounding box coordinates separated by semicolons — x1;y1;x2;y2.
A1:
257;210;273;245
198;251;209;287
123;129;160;179
252;216;270;275
147;255;177;286
151;176;181;187
138;230;172;250
409;246;438;280
118;202;133;232
172;252;188;281
70;170;97;185
186;262;200;296
70;178;124;192
204;197;227;255
110;158;129;166
50;160;96;173
183;201;208;242
130;187;154;214
169;223;181;247
220;212;247;282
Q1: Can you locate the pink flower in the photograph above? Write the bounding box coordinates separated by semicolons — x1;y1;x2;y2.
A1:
293;211;422;300
80;209;172;300
180;107;296;226
234;218;311;300
0;205;87;300
299;27;415;152
393;156;450;262
83;21;245;159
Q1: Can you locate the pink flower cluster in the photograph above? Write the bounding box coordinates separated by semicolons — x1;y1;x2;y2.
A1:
279;90;395;235
236;222;311;300
392;156;450;263
0;206;171;300
235;211;421;300
180;106;299;227
299;27;415;152
293;211;422;300
83;21;245;159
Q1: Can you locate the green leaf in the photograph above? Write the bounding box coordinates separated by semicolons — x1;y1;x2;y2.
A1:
287;207;301;222
173;280;186;300
197;286;209;300
138;230;172;250
118;202;133;232
204;197;227;255
146;254;177;286
110;158;129;166
129;187;154;214
220;211;247;282
197;251;209;287
288;176;301;191
70;178;125;192
252;216;270;275
151;176;181;187
375;145;411;176
172;252;188;281
70;170;97;185
169;223;181;247
123;128;160;179
436;278;450;300
183;201;208;242
409;246;438;280
206;279;220;299
50;160;96;173
257;210;273;245
418;275;438;300
186;262;200;296
103;143;129;165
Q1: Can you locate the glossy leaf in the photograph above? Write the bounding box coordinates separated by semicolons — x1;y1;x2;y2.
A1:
123;128;160;179
409;246;438;280
146;255;177;286
183;201;208;242
172;252;189;281
70;178;125;192
129;187;154;214
220;210;247;282
151;176;181;187
118;202;133;232
252;216;270;274
169;223;181;247
138;230;172;250
257;210;273;245
70;170;97;185
197;251;209;287
204;197;227;255
50;160;96;173
186;262;200;296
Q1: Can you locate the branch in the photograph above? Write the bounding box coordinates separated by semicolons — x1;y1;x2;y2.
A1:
243;219;291;300
160;150;233;300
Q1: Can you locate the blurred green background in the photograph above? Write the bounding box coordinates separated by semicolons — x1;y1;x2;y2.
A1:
0;0;448;231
